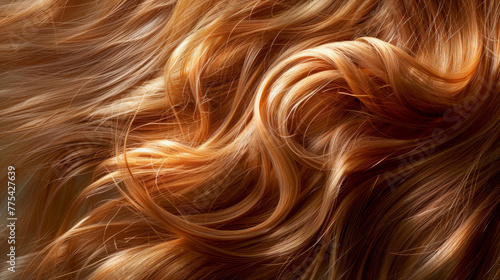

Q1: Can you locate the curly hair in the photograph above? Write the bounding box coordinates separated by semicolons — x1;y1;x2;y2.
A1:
1;0;499;279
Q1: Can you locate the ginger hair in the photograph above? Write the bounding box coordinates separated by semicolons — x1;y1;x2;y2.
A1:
1;0;499;279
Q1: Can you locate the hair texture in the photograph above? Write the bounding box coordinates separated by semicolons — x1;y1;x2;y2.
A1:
1;0;500;279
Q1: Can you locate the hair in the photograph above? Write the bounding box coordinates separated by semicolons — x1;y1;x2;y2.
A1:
1;0;499;279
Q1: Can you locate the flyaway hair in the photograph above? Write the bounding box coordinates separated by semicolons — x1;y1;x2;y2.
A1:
0;0;499;279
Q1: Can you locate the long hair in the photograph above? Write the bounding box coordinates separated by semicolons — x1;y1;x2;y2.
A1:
1;0;499;279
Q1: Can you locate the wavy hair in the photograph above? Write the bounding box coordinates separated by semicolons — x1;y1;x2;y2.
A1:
1;0;499;279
